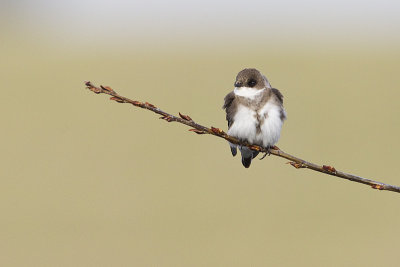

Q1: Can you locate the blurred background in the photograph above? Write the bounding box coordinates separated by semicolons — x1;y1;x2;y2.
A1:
1;0;400;266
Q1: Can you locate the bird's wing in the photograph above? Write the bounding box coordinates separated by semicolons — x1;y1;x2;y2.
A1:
271;88;286;120
271;88;284;104
222;91;236;128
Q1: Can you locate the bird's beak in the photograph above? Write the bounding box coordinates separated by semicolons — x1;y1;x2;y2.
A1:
234;81;242;87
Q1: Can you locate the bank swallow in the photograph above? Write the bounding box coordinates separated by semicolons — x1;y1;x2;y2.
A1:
223;68;286;168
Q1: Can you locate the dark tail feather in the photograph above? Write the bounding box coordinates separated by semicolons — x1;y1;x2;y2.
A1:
230;146;237;157
240;148;259;168
241;156;252;168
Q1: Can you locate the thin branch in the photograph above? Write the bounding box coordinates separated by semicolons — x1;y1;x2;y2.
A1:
84;81;400;194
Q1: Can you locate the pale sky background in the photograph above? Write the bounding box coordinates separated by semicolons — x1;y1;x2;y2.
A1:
3;0;400;47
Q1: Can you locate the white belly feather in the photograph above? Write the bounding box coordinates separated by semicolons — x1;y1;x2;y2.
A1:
227;105;258;144
258;101;285;147
227;100;285;148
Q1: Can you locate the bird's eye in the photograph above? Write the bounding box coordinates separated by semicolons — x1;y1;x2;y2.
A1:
248;80;257;87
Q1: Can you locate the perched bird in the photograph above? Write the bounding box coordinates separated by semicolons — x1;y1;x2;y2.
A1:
223;68;286;168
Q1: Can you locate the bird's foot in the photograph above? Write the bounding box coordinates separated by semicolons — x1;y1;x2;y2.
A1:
259;146;271;160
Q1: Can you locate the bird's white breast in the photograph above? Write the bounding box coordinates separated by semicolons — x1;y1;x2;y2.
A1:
227;104;258;144
228;92;285;147
257;101;285;147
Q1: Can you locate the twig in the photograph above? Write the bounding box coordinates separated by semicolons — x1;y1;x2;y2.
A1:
84;81;400;194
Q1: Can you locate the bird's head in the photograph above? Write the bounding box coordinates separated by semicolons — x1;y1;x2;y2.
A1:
234;68;271;90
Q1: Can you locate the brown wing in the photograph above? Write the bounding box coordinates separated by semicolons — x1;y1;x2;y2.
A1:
271;88;286;120
222;91;236;128
271;88;284;104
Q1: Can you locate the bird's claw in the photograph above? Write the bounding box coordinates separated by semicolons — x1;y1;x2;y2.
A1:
259;146;271;160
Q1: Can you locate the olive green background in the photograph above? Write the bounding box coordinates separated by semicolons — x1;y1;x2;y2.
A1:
2;2;400;266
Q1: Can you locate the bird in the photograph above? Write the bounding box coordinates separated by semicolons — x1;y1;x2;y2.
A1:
222;68;286;168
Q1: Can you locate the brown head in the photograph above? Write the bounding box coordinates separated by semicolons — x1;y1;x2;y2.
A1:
234;68;271;90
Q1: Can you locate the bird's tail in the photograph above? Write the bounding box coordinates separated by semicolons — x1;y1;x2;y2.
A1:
239;147;259;168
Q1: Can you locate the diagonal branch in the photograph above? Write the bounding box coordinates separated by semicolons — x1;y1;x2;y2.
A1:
84;81;400;194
